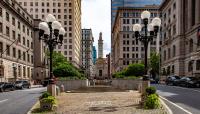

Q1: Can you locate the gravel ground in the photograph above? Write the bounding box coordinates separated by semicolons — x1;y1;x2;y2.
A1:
53;91;167;114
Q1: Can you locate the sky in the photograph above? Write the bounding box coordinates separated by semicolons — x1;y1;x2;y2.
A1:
81;0;111;58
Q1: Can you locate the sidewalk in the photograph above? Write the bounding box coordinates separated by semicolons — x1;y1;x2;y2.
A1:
52;91;167;114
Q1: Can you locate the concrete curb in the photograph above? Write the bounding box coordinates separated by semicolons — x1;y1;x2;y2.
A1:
31;85;43;88
27;101;39;114
159;97;173;114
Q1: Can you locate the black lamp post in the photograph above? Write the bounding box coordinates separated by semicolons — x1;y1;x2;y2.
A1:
38;14;65;84
133;11;161;79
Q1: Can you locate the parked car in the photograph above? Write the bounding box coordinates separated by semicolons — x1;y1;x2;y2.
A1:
177;77;200;88
166;75;181;86
15;80;31;89
0;82;15;92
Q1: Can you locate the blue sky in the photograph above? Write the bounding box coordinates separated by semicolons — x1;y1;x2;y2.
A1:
82;0;111;57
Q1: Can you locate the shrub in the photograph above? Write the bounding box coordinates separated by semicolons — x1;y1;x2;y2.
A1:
125;63;145;76
144;94;160;109
146;87;156;95
40;96;56;105
40;92;51;100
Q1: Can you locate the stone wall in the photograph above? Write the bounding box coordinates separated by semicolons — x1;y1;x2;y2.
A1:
111;79;142;90
56;80;89;91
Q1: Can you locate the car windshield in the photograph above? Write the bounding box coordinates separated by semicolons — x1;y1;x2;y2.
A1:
174;76;180;79
15;81;23;84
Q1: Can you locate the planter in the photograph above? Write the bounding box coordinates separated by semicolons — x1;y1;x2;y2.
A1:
40;100;53;111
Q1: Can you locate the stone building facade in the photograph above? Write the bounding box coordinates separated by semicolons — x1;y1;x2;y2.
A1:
17;0;82;68
111;6;160;73
0;0;34;82
160;0;200;77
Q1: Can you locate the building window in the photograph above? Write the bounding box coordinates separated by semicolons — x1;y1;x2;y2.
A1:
12;17;15;26
18;34;21;43
189;39;193;52
188;61;193;72
27;53;30;62
168;48;171;59
164;50;166;60
196;60;200;70
42;2;44;6
23;51;26;61
173;45;176;57
0;42;2;54
6;45;10;56
6;26;10;37
191;0;195;26
23;37;25;45
27;40;30;47
0;7;2;17
13;47;16;57
18;65;21;77
6;12;9;22
18;50;21;59
18;21;21;30
12;30;15;39
0;22;2;33
69;45;72;49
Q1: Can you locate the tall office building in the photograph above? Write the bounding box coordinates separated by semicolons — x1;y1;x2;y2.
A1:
81;29;94;77
160;0;200;77
112;6;160;73
111;0;163;27
92;46;97;64
98;32;103;58
0;0;34;82
17;0;82;68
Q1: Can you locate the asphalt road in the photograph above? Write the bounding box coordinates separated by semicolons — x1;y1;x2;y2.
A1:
0;87;46;114
153;84;200;114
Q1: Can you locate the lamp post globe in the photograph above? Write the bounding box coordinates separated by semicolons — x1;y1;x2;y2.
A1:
38;14;64;84
132;11;161;80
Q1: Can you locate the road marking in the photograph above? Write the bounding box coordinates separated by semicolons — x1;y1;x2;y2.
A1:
0;99;8;103
160;96;193;114
171;86;200;93
159;98;173;114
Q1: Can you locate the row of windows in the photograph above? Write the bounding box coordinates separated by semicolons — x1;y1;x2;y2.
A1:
14;65;32;78
123;60;140;65
0;22;33;48
0;11;33;37
123;53;139;59
57;45;73;49
163;45;176;61
0;2;33;24
122;12;158;18
34;14;72;20
0;42;33;63
28;8;72;14
19;2;72;7
163;2;176;21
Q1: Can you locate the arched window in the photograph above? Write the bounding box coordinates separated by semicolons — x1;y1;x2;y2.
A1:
189;39;193;52
173;45;176;57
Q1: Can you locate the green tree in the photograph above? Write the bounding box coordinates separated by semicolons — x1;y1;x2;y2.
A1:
46;51;85;78
125;63;145;76
150;52;160;76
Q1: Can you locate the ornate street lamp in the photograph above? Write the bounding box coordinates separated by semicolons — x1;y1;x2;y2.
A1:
133;11;161;79
38;14;65;84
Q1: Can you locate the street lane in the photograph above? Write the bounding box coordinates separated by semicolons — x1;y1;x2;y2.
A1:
0;87;46;114
153;84;200;114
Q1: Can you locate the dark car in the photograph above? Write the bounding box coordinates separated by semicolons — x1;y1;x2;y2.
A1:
166;76;181;86
177;77;200;88
15;80;31;89
0;82;15;92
